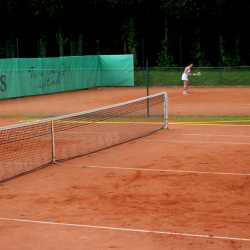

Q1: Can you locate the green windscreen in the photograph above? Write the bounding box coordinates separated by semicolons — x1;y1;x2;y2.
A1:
0;55;134;100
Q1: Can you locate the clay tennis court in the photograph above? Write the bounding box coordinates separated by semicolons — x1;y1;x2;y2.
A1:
0;87;250;249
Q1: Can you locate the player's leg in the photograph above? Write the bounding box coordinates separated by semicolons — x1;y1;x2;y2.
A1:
183;80;189;94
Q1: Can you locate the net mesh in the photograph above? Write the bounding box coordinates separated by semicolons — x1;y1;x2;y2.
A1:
0;91;168;183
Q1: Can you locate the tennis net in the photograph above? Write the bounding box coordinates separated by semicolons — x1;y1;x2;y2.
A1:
0;91;168;183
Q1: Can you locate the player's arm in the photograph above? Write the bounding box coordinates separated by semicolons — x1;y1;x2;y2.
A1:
184;67;193;75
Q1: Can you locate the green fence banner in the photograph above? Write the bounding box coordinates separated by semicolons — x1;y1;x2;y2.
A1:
0;55;134;100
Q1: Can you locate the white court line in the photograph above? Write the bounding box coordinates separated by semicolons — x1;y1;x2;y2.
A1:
168;90;208;100
61;164;250;176
183;134;250;138
0;217;249;242
146;140;250;145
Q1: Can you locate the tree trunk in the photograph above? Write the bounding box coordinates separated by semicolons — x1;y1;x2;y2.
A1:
219;35;226;64
164;17;168;60
78;33;83;55
57;27;63;57
9;33;15;58
59;36;63;57
123;39;128;54
235;34;240;57
196;29;206;66
131;46;137;63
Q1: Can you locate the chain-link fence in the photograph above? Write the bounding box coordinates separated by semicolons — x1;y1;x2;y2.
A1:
1;39;123;59
3;37;250;67
135;67;250;87
2;38;250;86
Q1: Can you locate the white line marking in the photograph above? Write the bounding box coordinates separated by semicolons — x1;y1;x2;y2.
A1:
145;140;250;145
170;123;250;127
183;134;250;138
61;164;250;176
0;218;249;242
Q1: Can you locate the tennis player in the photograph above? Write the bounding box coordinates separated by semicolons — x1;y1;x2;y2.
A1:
182;62;193;94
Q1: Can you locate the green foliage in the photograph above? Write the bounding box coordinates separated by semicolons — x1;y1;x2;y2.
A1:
121;18;139;53
156;52;177;67
191;40;212;67
156;40;177;67
38;33;48;58
223;54;241;66
134;60;140;68
169;115;250;125
222;47;244;66
0;0;249;65
4;40;16;58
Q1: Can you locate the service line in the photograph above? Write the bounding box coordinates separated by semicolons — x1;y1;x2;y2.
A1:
0;217;250;242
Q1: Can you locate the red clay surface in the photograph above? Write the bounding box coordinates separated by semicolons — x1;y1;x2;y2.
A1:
0;87;250;249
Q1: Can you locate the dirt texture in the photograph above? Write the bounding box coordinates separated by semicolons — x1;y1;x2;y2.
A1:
0;87;250;249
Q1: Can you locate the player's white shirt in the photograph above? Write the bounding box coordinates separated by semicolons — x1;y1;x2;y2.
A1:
181;66;191;81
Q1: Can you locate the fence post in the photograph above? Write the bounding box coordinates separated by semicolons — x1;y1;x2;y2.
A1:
180;36;183;85
146;60;149;96
142;38;145;86
97;40;100;55
80;40;83;56
16;39;19;58
6;40;8;58
37;41;40;57
40;39;43;58
61;39;64;57
146;60;149;117
219;36;222;86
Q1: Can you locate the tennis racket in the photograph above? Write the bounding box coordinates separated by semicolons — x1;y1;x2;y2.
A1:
193;72;201;76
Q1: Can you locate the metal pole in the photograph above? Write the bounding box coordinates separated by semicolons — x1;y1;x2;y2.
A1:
219;36;222;86
80;40;83;56
164;92;168;129
142;38;145;86
16;39;19;58
61;39;64;57
146;60;149;96
51;120;56;163
6;40;8;58
180;36;183;85
37;41;40;57
97;40;100;55
40;39;43;58
146;60;149;117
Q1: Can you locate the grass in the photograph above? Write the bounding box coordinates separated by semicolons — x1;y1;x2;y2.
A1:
0;114;56;119
1;114;250;126
0;113;56;123
169;115;250;125
134;67;250;86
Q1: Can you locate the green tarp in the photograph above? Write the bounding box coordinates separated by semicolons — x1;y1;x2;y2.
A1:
0;55;134;100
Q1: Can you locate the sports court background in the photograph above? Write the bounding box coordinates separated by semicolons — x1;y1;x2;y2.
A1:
0;87;250;249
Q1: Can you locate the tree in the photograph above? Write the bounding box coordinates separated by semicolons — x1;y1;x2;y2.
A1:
157;0;182;65
212;0;250;65
0;0;33;57
0;0;249;65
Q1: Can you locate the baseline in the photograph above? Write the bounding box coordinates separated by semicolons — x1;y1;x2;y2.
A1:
0;217;250;242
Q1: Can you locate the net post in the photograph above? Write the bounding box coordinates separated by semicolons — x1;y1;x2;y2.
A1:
164;91;168;129
51;120;56;163
0;92;167;183
146;60;149;117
